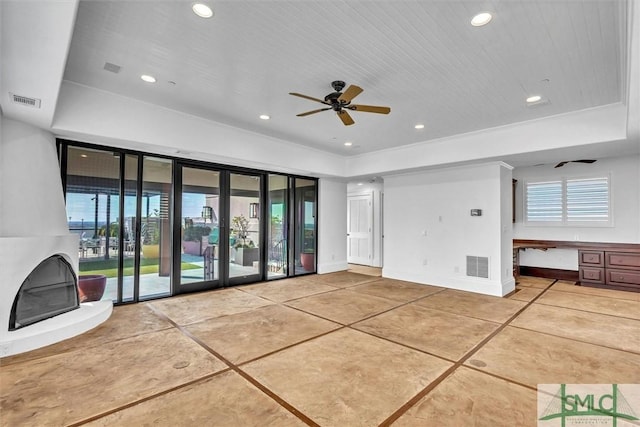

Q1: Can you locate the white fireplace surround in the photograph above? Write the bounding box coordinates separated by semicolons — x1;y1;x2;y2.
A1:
0;117;112;358
0;236;112;357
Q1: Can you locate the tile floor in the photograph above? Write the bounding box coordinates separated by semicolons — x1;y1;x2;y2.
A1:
1;274;639;426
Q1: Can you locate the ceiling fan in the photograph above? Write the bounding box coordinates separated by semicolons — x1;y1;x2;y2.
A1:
289;80;391;126
554;159;597;168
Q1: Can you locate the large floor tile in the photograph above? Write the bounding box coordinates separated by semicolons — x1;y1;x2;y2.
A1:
466;326;640;387
306;271;379;288
511;304;640;353
0;329;226;427
286;289;401;324
552;281;640;302
393;367;537;427
516;276;555;289
353;303;499;361
349;278;443;303
85;371;305;426
0;303;172;366
242;328;452;427
416;289;527;323
536;289;640;320
185;304;340;364
148;288;273;325
508;286;545;302
240;278;337;303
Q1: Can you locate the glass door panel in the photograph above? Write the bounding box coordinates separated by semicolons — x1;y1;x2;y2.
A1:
65;146;121;302
228;173;262;283
294;178;316;274
267;175;288;279
179;167;221;288
121;154;138;302
140;156;172;300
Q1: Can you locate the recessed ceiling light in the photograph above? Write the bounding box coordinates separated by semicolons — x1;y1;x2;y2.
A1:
357;182;363;186
192;3;213;18
344;141;353;146
471;12;492;26
414;124;425;129
259;114;270;120
80;154;88;158
526;95;542;103
140;74;156;83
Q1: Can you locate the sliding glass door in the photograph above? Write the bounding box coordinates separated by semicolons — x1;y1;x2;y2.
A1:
174;165;263;291
61;140;318;303
267;175;288;279
294;178;317;274
176;166;222;292
227;172;262;285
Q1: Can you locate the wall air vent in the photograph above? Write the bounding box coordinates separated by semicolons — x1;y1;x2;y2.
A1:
10;93;41;108
466;256;489;278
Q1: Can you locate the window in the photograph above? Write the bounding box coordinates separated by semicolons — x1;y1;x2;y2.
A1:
525;176;610;225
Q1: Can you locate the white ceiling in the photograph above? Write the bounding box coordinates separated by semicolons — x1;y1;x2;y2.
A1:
61;0;627;156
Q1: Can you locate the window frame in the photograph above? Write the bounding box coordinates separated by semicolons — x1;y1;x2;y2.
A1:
524;173;613;227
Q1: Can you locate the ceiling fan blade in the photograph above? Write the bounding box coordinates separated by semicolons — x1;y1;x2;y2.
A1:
337;110;355;126
349;104;391;114
289;92;330;105
296;107;332;117
573;159;597;164
338;85;363;103
554;161;568;168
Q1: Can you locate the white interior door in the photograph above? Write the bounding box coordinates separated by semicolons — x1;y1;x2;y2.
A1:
347;193;373;265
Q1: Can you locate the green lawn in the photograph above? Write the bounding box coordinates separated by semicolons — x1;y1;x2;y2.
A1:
79;257;201;278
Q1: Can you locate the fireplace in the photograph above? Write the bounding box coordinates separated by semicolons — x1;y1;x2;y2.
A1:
10;255;79;330
0;117;112;357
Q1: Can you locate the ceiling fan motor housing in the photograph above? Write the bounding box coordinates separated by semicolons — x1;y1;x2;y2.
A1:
331;80;346;92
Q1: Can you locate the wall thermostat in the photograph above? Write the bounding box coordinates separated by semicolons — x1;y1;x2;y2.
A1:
470;209;482;216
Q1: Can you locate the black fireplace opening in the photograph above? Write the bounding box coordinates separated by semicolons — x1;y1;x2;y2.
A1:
9;255;79;331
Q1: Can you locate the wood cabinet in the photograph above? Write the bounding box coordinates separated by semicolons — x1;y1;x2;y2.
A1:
579;249;640;292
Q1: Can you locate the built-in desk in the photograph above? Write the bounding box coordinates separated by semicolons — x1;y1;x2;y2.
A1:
513;239;640;292
513;242;555;282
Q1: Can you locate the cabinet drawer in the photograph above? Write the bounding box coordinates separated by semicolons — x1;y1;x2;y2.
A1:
579;267;605;284
606;269;640;286
606;252;640;269
579;250;604;267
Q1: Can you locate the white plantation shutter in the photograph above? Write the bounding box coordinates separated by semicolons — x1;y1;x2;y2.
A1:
526;181;563;222
567;177;609;222
525;176;610;225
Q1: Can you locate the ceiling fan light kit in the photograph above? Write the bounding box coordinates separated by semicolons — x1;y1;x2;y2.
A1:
289;80;391;126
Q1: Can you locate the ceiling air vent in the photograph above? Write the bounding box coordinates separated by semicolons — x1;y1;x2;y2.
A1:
10;93;41;108
466;256;489;278
103;62;121;73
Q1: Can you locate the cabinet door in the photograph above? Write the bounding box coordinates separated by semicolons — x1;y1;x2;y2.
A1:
579;267;605;284
579;250;604;267
606;252;640;269
606;269;640;286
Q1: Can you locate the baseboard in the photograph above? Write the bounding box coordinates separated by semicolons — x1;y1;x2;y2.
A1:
317;261;348;274
519;266;578;282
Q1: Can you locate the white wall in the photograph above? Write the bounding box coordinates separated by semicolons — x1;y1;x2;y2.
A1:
513;155;640;270
347;181;384;267
0;117;69;237
346;103;627;178
53;82;347;178
317;178;348;274
383;162;513;296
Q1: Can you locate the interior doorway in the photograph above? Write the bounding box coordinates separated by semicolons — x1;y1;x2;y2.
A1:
347;192;373;265
347;179;384;268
